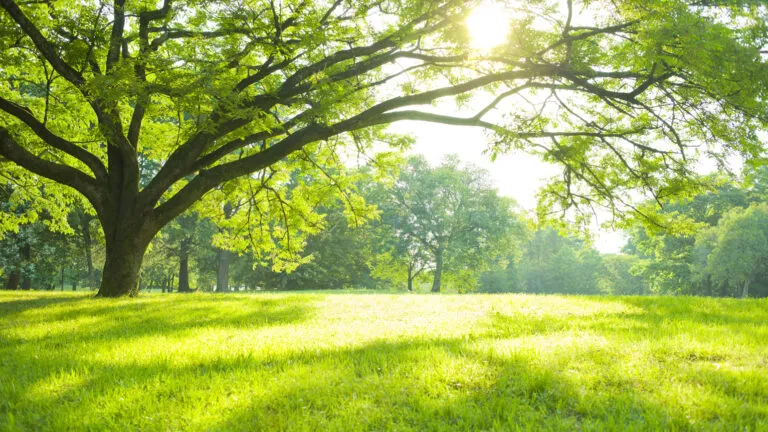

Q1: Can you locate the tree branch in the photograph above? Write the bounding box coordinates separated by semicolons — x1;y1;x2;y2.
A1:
106;0;126;72
0;127;103;214
0;0;86;86
0;96;107;180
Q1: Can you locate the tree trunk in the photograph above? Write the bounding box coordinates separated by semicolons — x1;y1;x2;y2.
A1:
60;266;65;291
96;233;152;297
215;202;235;293
742;278;751;299
19;243;32;290
431;249;443;293
78;211;95;290
407;276;414;292
216;249;230;293
5;270;20;290
177;238;192;292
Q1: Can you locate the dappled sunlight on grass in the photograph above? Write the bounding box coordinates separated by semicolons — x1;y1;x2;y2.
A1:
1;291;767;430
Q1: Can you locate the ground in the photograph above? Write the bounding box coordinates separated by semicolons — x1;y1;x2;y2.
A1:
0;291;766;431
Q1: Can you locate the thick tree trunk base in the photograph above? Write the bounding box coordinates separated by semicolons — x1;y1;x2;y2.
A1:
96;240;148;298
6;270;20;290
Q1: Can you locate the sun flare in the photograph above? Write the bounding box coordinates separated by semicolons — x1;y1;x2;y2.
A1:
466;2;510;51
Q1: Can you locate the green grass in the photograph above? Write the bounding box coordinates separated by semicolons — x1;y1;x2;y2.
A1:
1;291;767;431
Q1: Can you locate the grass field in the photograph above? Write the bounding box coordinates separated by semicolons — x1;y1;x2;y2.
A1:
0;291;766;431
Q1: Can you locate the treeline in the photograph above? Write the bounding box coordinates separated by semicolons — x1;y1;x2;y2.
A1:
1;157;767;297
623;168;768;298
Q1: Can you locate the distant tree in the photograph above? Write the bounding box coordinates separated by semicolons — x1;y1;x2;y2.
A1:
1;183;89;290
518;228;602;294
261;205;376;291
705;205;768;298
599;254;648;295
214;201;238;293
152;211;219;292
373;156;520;292
370;226;432;292
477;261;521;293
70;206;98;290
623;182;754;295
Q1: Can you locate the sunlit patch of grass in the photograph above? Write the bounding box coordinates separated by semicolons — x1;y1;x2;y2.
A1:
1;291;767;431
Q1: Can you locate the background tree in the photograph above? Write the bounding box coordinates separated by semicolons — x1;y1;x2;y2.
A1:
705;205;768;298
598;254;648;296
1;0;766;296
375;155;519;292
623;182;752;295
256;205;377;291
517;228;603;294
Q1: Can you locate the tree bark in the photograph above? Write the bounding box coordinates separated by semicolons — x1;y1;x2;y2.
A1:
96;230;153;297
431;249;443;293
19;243;31;290
60;266;65;291
177;237;192;292
78;211;95;290
407;262;415;292
216;249;230;293
5;270;20;290
742;278;751;299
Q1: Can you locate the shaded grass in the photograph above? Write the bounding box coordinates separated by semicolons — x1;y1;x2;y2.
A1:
0;291;767;431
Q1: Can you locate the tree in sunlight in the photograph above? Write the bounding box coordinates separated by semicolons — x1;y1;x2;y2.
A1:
1;0;766;296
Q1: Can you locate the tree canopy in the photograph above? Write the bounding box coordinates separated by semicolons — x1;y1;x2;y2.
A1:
1;0;766;296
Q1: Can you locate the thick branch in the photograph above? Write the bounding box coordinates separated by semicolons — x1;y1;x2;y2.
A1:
0;96;107;179
0;127;103;214
127;1;174;147
151;123;331;227
106;0;126;72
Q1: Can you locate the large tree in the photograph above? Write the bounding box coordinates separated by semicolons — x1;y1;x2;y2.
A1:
1;0;766;296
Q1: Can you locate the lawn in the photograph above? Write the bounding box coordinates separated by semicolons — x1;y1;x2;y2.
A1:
0;291;766;431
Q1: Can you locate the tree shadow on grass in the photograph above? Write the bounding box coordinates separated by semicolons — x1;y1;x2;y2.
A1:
0;293;90;317
616;296;768;327
205;336;763;431
0;336;678;431
0;294;319;345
